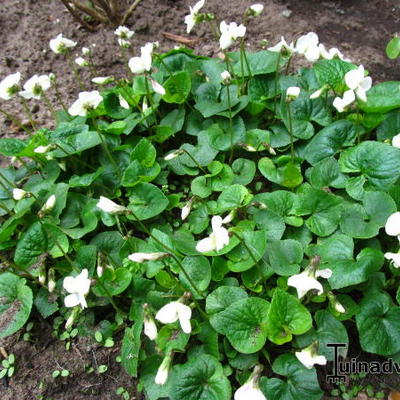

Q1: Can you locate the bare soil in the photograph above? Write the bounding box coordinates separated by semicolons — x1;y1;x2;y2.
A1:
1;0;400;398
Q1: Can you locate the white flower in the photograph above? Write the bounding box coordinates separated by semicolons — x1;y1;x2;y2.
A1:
63;269;91;309
392;133;400;149
268;36;295;54
68;90;103;116
286;86;300;100
344;65;372;102
12;188;28;201
0;72;21;100
75;57;88;67
97;196;127;214
118;94;130;109
318;44;348;61
184;0;205;33
221;70;231;84
234;379;266;400
155;354;172;385
49;33;77;54
248;4;264;16
82;47;90;56
385;252;400;268
91;76;114;85
196;215;230;253
385;212;400;236
310;87;325;99
150;78;166;95
288;268;332;299
118;38;131;48
19;75;52;100
114;26;135;39
295;345;327;369
219;21;246;50
40;194;56;213
332;89;355;113
34;144;53;154
128;252;169;263
295;32;320;62
155;301;192;334
164;149;184;160
334;302;346;314
181;200;192;221
144;316;158;340
128;42;155;74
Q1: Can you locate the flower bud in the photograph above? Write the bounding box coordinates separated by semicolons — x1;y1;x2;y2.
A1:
164;149;184;161
220;70;232;85
247;3;264;17
13;188;28;201
48;268;56;293
286;86;301;101
155;353;172;385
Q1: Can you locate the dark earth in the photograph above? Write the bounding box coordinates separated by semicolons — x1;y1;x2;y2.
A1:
1;0;400;398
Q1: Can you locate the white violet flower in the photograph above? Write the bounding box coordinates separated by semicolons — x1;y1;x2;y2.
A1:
144;315;158;341
118;38;131;48
34;144;53;154
128;42;155;74
63;269;91;309
155;354;172;385
219;21;246;50
392;133;400;149
286;86;301;100
82;47;90;56
384;252;400;268
118;94;130;109
221;70;231;84
75;57;88;67
295;32;320;62
234;366;266;400
19;75;52;100
40;194;56;213
150;78;166;95
184;0;205;33
344;65;372;102
49;33;77;54
385;212;400;236
68;90;103;116
288;267;332;299
0;72;21;100
332;89;355;113
12;188;28;201
268;36;295;54
97;196;127;214
295;344;327;369
196;215;230;253
248;4;264;17
155;301;192;334
181;200;193;221
128;252;169;263
91;76;114;85
114;26;135;39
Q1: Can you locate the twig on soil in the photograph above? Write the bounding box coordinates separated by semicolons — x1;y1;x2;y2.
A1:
59;0;97;32
71;0;108;24
162;32;198;47
121;0;143;25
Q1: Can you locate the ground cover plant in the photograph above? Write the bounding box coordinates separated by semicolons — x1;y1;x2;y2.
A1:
1;2;400;399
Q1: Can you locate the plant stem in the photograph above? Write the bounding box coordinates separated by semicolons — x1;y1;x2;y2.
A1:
0;107;32;135
19;98;36;130
41;92;56;119
52;76;68;113
273;52;282;116
286;101;295;160
180;148;207;174
67;52;85;91
128;210;205;298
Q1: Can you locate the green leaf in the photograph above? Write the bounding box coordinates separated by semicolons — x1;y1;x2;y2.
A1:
267;289;312;344
163;71;192;104
232;158;256;185
377;109;400;141
294;187;342;237
122;161;160;186
121;309;144;377
386;36;400;59
171;355;231;400
296;310;349;360
206;286;248;315
357;292;400;356
0;273;33;338
14;221;48;268
34;288;59;319
314;58;356;92
304;120;357;165
0;138;27;156
51;130;102;157
259;157;303;188
261;354;323;400
180;256;211;296
233;50;284;77
103;92;131;119
360;81;400;113
307;157;347;189
339;141;400;190
210;297;270;353
127;183;168;220
216;184;252;212
93;268;132;296
69;168;103;188
131;138;156;167
267;239;303;276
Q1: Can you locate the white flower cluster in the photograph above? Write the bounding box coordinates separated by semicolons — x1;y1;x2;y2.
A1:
384;212;400;268
114;25;135;48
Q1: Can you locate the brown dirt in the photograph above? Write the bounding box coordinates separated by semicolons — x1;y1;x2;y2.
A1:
1;0;400;398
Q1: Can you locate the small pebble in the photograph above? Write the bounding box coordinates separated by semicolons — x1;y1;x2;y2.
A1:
281;9;292;18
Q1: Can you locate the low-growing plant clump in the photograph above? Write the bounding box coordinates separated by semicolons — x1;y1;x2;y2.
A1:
1;2;400;399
